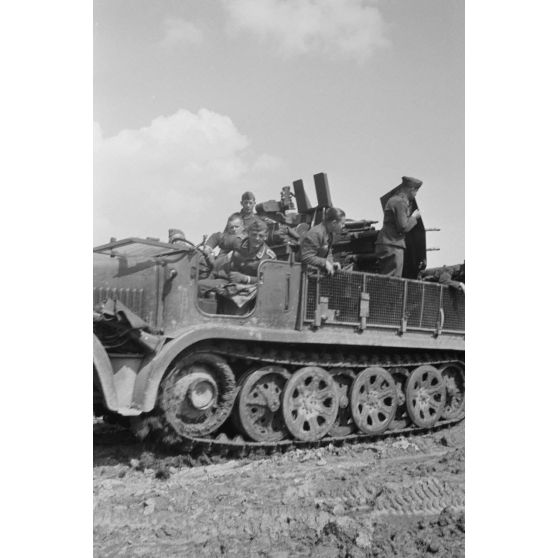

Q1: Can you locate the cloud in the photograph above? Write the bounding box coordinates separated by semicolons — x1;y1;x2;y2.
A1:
223;0;389;61
94;109;283;245
159;17;204;48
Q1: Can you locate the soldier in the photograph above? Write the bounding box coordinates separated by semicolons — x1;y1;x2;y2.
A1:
299;207;346;275
197;215;245;295
224;218;276;284
240;191;257;229
203;212;245;261
168;228;188;245
375;176;422;277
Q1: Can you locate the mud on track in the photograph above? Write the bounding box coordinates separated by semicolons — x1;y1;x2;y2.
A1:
94;421;464;557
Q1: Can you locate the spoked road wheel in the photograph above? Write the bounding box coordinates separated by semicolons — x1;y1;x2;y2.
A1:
350;366;398;435
329;368;357;437
389;369;411;430
160;353;236;439
282;367;339;442
233;365;290;442
405;365;446;428
440;363;465;420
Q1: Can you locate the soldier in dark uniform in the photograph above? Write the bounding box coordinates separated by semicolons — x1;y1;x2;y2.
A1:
202;212;245;272
205;212;245;253
239;191;257;229
223;218;276;284
299;207;346;275
375;176;422;277
197;214;245;296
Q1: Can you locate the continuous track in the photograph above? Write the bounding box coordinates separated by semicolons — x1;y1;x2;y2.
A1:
131;340;465;460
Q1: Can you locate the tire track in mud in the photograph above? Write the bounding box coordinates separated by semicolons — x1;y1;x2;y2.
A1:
94;424;465;557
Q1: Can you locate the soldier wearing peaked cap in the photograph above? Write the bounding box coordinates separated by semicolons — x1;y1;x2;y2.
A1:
375;176;423;277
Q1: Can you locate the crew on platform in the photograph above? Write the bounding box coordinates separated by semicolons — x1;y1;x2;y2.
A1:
299;207;346;275
239;191;257;229
374;176;422;277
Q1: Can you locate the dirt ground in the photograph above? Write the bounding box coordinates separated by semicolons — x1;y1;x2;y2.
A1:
94;421;464;557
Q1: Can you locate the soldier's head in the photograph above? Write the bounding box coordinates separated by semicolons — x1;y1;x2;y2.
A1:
168;228;187;245
323;207;346;234
400;176;422;200
240;191;256;214
246;218;268;249
225;212;244;236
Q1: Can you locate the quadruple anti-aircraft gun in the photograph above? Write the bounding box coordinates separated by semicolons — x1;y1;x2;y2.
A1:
93;173;464;454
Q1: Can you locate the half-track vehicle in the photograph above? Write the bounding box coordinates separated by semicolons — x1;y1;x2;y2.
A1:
93;173;464;454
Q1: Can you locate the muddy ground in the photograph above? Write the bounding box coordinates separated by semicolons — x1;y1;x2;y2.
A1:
94;421;464;557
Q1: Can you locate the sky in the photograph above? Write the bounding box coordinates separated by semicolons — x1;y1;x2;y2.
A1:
94;0;464;267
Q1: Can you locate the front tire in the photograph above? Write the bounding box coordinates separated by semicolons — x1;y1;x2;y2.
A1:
160;352;236;439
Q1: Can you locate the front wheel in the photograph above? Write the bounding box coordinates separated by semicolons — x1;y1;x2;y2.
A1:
160;352;236;439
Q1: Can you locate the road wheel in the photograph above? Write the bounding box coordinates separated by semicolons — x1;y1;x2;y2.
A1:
405;365;446;427
440;363;465;420
329;368;357;437
282;366;339;442
350;366;397;435
160;352;236;438
233;365;290;442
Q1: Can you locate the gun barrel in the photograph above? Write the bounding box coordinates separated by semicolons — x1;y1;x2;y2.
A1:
344;220;378;230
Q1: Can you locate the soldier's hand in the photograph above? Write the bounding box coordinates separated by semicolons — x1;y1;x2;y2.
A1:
411;209;421;220
324;260;335;275
229;271;248;284
333;262;341;271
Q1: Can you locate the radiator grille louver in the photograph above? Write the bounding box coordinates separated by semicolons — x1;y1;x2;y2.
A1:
93;287;145;318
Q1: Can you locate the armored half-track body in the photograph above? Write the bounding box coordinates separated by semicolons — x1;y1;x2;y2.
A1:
93;174;464;454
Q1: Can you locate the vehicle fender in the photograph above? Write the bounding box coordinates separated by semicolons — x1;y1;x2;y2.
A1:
93;334;119;411
132;324;264;411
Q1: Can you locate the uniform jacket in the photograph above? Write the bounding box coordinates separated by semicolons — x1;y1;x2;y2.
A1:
299;222;333;269
206;231;244;253
226;238;276;277
375;193;418;249
240;212;257;229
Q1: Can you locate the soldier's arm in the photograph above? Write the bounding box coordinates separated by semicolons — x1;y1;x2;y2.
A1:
300;231;327;269
205;232;223;250
220;234;243;252
392;199;418;233
220;251;236;275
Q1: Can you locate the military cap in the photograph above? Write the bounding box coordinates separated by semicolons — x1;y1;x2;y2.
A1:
168;228;186;243
241;191;256;201
401;176;423;188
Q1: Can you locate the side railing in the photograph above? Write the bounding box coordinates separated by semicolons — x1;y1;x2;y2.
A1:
303;270;464;335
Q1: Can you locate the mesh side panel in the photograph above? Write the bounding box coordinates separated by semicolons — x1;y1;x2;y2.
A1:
303;272;461;334
305;277;317;321
322;272;363;323
366;275;405;326
405;282;424;328
305;272;363;323
442;287;465;331
421;283;442;329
